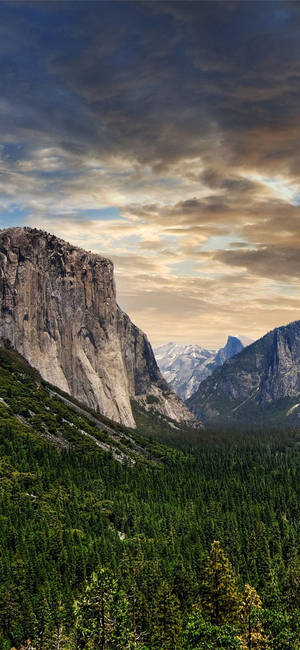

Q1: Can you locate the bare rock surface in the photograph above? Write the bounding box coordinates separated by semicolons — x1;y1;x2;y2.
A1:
187;320;300;425
154;335;253;400
0;227;197;428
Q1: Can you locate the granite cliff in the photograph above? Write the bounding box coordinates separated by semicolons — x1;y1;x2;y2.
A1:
187;320;300;426
214;335;253;366
0;227;197;428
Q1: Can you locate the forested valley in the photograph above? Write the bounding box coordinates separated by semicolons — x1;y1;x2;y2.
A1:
0;348;299;649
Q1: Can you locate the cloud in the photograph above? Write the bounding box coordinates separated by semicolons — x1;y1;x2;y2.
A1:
215;246;300;282
116;266;300;347
1;0;300;345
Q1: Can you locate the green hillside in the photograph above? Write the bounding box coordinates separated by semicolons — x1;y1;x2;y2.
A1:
0;348;299;649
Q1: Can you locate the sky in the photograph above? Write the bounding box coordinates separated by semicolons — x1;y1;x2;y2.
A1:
1;0;300;348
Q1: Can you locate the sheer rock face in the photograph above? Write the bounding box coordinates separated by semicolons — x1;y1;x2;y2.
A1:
117;311;199;425
0;227;197;428
214;336;244;365
187;320;300;424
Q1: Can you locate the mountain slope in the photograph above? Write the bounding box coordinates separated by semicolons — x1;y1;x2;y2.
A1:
0;227;197;429
187;320;300;426
0;345;176;465
154;342;216;399
154;335;253;400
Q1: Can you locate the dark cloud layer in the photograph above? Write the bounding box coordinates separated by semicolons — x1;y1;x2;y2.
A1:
1;0;300;170
1;1;300;344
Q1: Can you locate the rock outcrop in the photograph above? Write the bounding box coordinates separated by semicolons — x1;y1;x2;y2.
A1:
214;335;250;365
187;320;300;425
0;227;197;428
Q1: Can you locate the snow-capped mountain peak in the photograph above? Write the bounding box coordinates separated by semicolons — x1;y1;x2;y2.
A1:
154;335;253;400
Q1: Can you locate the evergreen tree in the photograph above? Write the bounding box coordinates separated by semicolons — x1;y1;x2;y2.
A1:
283;549;300;612
74;568;133;649
121;547;146;646
151;580;182;650
172;554;196;614
202;541;240;625
35;594;53;650
239;584;268;650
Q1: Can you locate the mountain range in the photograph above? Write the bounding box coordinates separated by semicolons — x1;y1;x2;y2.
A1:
154;335;253;400
1;226;300;435
187;319;300;427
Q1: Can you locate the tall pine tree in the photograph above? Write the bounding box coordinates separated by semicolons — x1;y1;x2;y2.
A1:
151;580;182;650
202;541;240;625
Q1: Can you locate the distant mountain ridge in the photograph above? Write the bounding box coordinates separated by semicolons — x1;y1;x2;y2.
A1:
154;335;253;400
187;320;300;426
